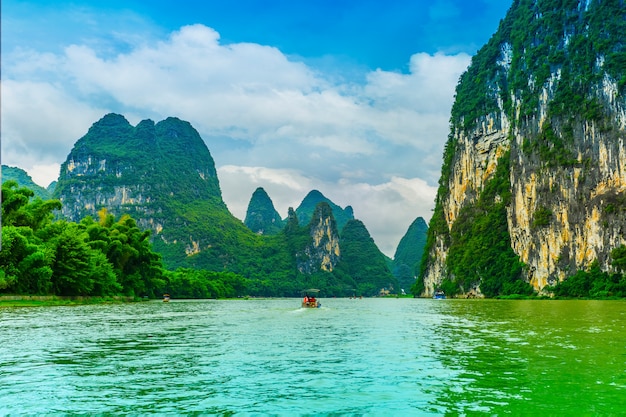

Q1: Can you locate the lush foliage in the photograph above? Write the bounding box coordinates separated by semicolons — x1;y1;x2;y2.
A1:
2;165;52;200
444;154;531;297
392;217;427;293
548;246;626;298
244;187;285;235
1;181;165;297
451;0;626;132
0;181;264;299
420;0;626;298
295;190;354;232
336;219;398;296
418;134;456;288
21;113;417;299
3;179;398;298
163;268;249;298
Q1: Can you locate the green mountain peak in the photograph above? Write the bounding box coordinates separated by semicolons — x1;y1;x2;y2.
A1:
244;187;285;235
295;189;354;232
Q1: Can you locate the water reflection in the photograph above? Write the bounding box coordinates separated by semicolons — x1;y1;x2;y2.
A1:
429;300;626;415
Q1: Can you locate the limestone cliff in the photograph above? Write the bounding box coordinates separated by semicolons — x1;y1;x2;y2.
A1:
54;113;248;269
421;0;626;296
297;202;341;274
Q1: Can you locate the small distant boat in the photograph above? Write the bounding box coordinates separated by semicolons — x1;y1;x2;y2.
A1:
301;289;321;308
433;289;446;299
163;294;171;302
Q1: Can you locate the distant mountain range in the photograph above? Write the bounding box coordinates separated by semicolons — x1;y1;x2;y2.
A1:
2;114;428;296
2;165;54;200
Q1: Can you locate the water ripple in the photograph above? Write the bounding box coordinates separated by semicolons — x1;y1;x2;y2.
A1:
1;298;625;414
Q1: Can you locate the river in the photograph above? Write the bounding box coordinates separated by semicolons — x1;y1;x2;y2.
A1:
1;298;625;415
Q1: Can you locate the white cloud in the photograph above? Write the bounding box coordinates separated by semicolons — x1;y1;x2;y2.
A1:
28;163;62;188
1;23;469;256
332;176;436;256
218;165;314;219
0;79;107;186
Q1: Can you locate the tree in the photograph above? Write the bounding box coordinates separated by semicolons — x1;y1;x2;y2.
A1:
610;245;626;273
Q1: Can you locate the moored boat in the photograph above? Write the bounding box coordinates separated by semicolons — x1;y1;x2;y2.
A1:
433;289;446;299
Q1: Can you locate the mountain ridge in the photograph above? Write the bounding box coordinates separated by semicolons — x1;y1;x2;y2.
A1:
46;113;398;296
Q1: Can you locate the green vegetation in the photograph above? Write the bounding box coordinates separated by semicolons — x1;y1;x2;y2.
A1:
451;0;626;133
524;121;580;167
532;206;553;229
392;217;427;292
2;166;53;200
3;179;396;299
336;219;398;296
418;134;456;290
244;187;285;235
419;0;626;298
546;253;626;299
443;153;532;297
1;181;164;297
163;269;248;299
295;190;354;232
414;152;534;298
45;114;399;299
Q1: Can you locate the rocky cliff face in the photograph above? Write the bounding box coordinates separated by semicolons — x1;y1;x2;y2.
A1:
297;202;341;274
50;114;402;295
54;113;242;267
422;0;626;296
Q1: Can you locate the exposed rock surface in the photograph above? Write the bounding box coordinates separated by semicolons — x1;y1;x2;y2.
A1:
297;202;341;274
54;113;237;267
421;0;626;296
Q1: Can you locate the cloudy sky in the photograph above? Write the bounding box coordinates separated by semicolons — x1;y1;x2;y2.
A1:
1;0;512;257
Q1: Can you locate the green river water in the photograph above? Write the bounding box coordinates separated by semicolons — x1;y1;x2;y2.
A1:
1;298;625;415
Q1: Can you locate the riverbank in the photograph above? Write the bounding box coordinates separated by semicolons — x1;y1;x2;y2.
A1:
0;295;141;308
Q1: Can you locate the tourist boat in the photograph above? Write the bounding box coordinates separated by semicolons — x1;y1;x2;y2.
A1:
433;289;446;299
301;289;321;308
163;294;171;302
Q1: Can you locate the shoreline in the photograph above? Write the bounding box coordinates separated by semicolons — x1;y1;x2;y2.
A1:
0;295;141;308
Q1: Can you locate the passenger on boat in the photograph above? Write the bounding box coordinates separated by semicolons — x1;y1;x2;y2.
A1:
303;296;309;304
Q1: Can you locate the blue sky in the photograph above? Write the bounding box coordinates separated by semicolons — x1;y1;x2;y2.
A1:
1;0;512;256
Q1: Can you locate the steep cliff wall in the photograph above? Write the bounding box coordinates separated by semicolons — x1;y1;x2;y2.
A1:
421;0;626;296
297;202;341;274
54;114;245;268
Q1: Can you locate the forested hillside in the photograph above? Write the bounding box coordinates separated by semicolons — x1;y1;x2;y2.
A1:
419;0;626;298
244;187;285;235
3;114;397;298
392;216;428;294
2;166;52;200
